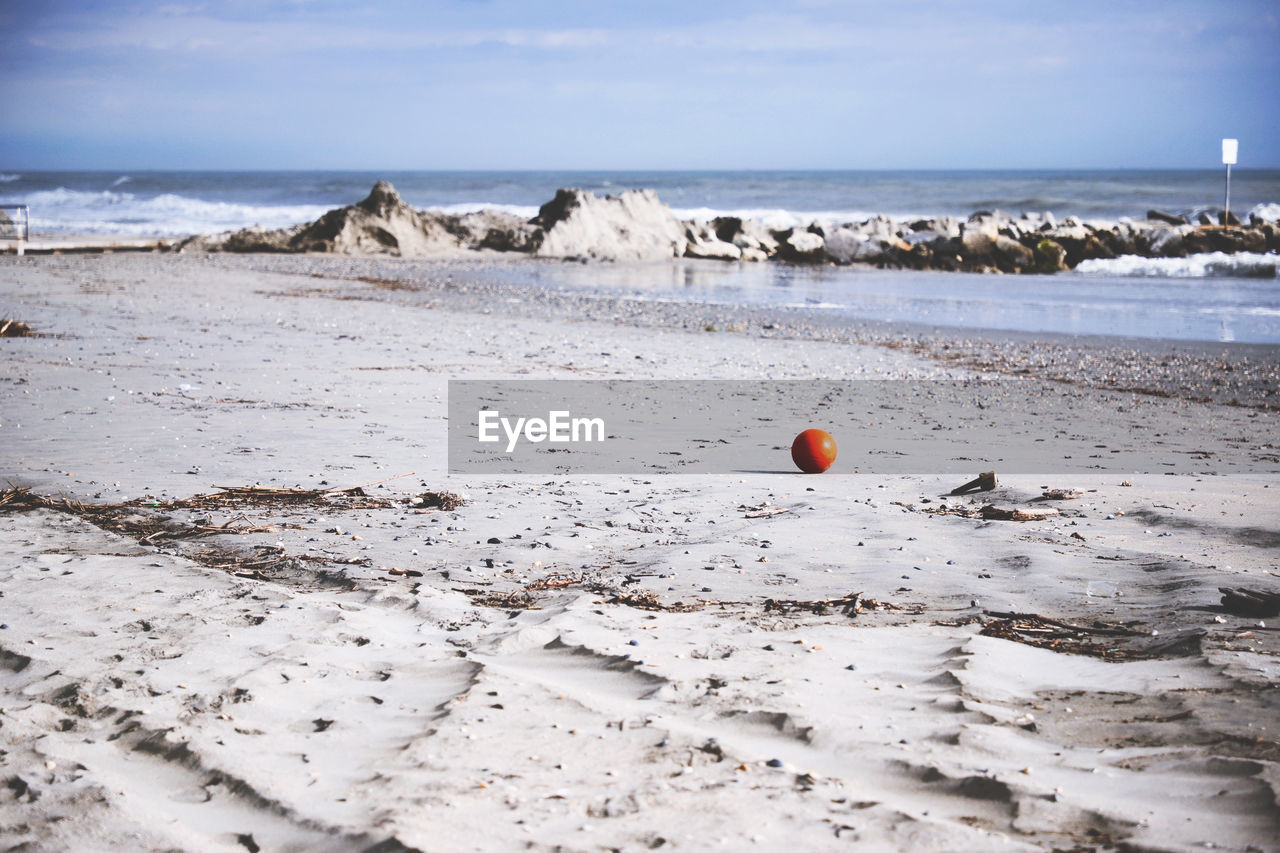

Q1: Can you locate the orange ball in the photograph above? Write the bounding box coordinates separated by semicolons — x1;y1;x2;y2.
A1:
791;428;837;473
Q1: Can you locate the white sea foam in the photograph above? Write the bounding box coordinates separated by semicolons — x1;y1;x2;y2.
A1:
0;187;330;236
0;174;20;183
1249;202;1280;222
1075;252;1278;279
431;202;541;219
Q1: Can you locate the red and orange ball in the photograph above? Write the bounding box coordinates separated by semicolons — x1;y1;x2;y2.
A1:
791;429;837;473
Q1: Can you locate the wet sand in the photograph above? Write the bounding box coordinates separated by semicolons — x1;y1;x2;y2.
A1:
1;253;1277;852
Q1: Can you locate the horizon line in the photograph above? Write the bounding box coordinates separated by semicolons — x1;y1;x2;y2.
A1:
4;166;1278;174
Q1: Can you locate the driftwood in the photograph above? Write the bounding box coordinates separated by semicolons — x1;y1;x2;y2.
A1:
950;471;997;496
1219;587;1280;618
1;319;35;337
980;505;1059;521
980;611;1156;660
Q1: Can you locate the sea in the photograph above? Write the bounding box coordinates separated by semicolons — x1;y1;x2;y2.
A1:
3;169;1279;343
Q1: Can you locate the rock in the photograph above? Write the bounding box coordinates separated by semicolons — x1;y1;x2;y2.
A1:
993;235;1034;272
1186;226;1268;255
1033;239;1068;273
960;216;999;258
775;230;827;264
684;223;744;261
713;217;780;255
1147;209;1188;225
290;181;462;256
533;188;687;261
1045;217;1089;243
824;228;881;264
449;210;541;253
173;224;301;253
1141;225;1189;257
175;181;462;257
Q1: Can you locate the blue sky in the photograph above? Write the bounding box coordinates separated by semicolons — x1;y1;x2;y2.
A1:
1;0;1277;170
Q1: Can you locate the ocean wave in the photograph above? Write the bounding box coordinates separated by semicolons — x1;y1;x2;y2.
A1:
431;201;541;219
1075;252;1278;278
0;187;330;236
0;174;19;183
1249;202;1280;222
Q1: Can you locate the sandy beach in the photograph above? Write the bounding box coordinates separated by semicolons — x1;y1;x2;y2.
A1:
1;252;1277;852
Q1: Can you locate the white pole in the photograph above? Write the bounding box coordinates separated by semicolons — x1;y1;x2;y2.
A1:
1223;161;1233;222
1222;138;1238;225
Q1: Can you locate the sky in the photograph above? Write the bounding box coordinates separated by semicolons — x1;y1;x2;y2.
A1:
1;0;1277;170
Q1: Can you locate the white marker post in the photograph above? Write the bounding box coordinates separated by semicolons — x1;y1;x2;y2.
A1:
1222;138;1238;225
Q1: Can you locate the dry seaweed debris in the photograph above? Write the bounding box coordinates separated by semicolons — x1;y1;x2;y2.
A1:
890;500;1059;521
763;591;904;617
980;611;1168;660
0;486;283;545
185;484;393;510
409;491;466;511
0;481;463;579
0;319;35;338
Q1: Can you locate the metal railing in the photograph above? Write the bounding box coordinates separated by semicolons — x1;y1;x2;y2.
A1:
1;205;30;255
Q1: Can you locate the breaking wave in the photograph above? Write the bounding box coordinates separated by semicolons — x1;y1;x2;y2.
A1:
1075;252;1278;279
0;187;330;236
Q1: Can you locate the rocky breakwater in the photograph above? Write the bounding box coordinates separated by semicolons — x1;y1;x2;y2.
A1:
175;181;1280;272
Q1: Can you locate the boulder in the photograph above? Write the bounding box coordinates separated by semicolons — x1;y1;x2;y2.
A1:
1033;239;1067;273
173;225;299;253
1141;225;1190;257
449;210;541;253
993;235;1034;272
684;224;744;260
533;188;686;261
290;181;461;256
825;228;882;264
711;216;780;256
1045;216;1089;243
775;229;827;264
959;216;999;260
175;181;463;257
1147;209;1188;225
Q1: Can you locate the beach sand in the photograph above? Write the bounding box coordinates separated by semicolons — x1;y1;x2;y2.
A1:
1;253;1277;852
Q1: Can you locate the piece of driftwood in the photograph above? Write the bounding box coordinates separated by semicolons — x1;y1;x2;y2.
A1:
1219;587;1280;618
0;319;35;337
980;505;1059;521
950;471;997;496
